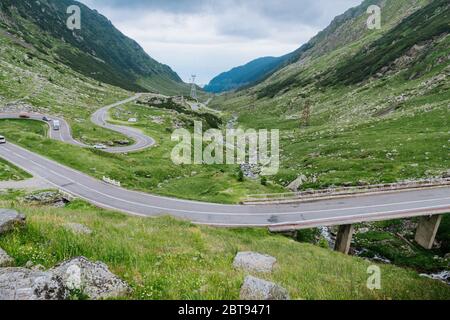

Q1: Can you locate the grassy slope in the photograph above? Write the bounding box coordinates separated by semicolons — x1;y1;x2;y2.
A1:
205;0;450;275
0;191;448;300
209;0;449;189
137;75;197;97
326;0;450;85
0;28;135;181
0;27;132;145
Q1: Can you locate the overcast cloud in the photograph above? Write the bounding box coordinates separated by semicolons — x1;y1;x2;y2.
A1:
80;0;362;84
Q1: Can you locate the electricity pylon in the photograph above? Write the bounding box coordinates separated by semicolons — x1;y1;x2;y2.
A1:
190;75;197;101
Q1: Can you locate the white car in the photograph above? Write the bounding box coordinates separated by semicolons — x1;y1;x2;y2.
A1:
93;144;107;150
52;120;61;131
0;136;5;144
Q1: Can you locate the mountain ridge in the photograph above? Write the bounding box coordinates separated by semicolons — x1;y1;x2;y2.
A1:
209;0;448;191
204;43;311;94
205;0;432;94
0;0;189;94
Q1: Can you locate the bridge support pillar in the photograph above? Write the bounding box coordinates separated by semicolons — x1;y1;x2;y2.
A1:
415;215;442;249
334;224;354;255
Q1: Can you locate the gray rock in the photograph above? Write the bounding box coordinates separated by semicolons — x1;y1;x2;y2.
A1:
0;248;14;267
240;164;261;179
64;223;92;235
32;264;46;271
240;276;290;300
0;268;67;300
357;227;370;234
287;175;307;192
24;191;66;206
443;170;450;179
50;257;131;300
0;209;26;235
444;253;450;260
233;252;277;273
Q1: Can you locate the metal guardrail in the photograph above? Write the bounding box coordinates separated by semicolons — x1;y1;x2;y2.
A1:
102;176;121;187
244;178;450;204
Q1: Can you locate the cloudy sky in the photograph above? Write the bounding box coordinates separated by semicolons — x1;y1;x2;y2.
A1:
81;0;362;85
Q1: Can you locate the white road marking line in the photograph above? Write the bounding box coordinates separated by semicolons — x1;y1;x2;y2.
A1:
2;143;450;217
9;136;446;208
195;205;450;227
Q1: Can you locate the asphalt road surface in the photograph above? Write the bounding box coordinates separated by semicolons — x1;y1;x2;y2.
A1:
0;142;448;227
0;95;449;227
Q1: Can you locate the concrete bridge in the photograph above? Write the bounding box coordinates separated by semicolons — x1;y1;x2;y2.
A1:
269;210;446;255
249;181;449;254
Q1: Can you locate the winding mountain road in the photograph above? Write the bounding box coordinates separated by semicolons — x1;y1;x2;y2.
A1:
90;94;155;153
0;95;449;227
0;94;154;153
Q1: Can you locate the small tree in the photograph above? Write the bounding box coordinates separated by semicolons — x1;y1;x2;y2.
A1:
237;169;244;182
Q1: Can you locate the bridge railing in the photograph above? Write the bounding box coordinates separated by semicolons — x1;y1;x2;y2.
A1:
243;178;450;204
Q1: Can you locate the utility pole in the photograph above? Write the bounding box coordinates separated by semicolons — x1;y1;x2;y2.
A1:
190;75;198;101
301;99;311;127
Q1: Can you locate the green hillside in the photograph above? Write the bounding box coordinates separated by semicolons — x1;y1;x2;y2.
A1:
0;0;448;301
205;0;432;94
210;0;449;190
205;56;286;93
326;0;450;85
0;0;190;94
204;49;305;93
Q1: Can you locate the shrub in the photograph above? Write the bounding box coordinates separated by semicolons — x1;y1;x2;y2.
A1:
261;176;267;186
237;169;244;182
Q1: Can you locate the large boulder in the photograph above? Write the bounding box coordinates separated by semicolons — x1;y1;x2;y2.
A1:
287;175;307;192
0;268;67;300
0;248;14;267
0;209;26;235
50;257;131;300
240;276;290;300
233;252;277;273
64;223;92;235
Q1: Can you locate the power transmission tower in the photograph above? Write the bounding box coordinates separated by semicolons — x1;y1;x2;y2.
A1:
190;75;198;101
